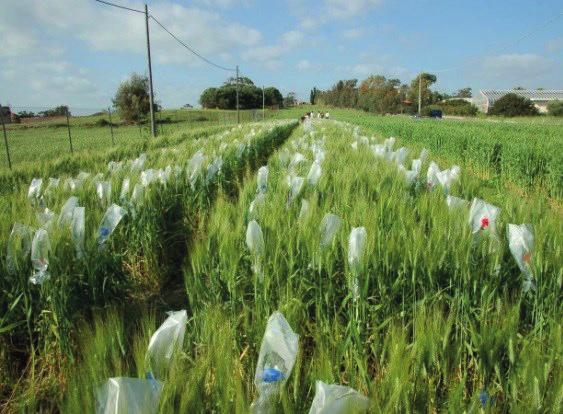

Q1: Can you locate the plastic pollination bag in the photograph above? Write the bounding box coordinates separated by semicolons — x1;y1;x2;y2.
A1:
468;198;500;235
6;223;33;275
96;377;163;414
257;166;269;193
308;381;369;414
36;208;56;228
246;220;265;279
392;147;408;166
398;165;418;185
28;178;43;200
289;152;307;172
146;310;187;379
206;156;223;184
30;228;51;285
507;224;535;291
120;178;131;202
187;150;205;187
287;176;305;205
319;213;342;248
97;204;126;246
299;199;310;221
307;161;322;186
141;169;157;187
44;177;60;197
130;153;147;171
436;165;461;193
251;312;299;414
348;227;367;300
96;181;112;206
71;206;85;260
58;196;79;227
249;192;266;216
446;195;469;210
426;162;441;188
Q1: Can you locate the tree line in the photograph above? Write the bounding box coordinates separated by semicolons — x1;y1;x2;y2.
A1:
200;77;284;110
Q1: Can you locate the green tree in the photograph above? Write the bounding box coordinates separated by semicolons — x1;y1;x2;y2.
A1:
284;92;297;107
112;73;151;122
488;93;538;117
408;73;437;109
310;87;318;105
224;76;254;86
547;100;563;116
456;87;472;98
264;87;284;107
39;105;70;117
200;87;218;109
358;75;401;114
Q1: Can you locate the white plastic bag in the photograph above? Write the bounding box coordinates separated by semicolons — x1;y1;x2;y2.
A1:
206;156;223;183
130;153;147;171
251;312;299;413
308;381;369;414
37;208;56;227
507;224;535;291
97;204;126;245
44;177;60;196
257;166;269;193
141;169;157;187
392;147;408;166
468;198;500;235
446;195;468;210
320;213;342;248
289;153;307;171
384;137;395;151
96;377;162;414
398;165;418;185
348;227;367;299
246;220;265;279
96;181;112;206
436;165;460;192
131;184;144;204
307;161;322;186
58;196;79;227
249;192;266;216
6;223;33;275
351;142;358;151
187;150;205;186
71;207;85;259
28;178;42;199
147;310;187;379
411;159;423;174
299;199;310;221
427;162;440;188
30;228;50;285
418;148;429;163
287;176;305;204
120;178;131;202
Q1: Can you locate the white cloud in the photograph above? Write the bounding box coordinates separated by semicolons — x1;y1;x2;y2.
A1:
325;0;382;18
483;53;553;79
546;37;563;53
243;30;303;68
296;59;312;70
342;28;363;39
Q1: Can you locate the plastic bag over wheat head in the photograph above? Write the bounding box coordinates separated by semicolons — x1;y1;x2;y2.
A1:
320;213;342;248
299;199;310;221
251;311;299;413
249;192;266;217
307;161;322;186
58;196;79;228
426;162;441;188
436;165;461;193
30;228;51;285
287;175;305;204
446;195;469;210
206;156;223;184
147;310;187;379
97;204;126;246
257;166;269;193
507;223;535;291
96;181;112;206
120;178;131;202
7;223;33;275
246;220;265;258
348;227;367;300
28;178;43;200
71;206;85;259
308;381;369;414
468;198;500;235
187;150;205;187
96;377;163;414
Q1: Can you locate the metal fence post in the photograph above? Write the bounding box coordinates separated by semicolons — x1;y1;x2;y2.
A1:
108;107;115;145
1;110;12;170
65;107;74;153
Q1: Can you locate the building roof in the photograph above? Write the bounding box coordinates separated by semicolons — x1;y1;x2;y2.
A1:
480;89;563;102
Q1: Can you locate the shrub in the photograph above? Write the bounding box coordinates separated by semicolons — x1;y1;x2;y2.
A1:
440;99;478;116
112;73;151;123
488;93;538;117
547;100;563;116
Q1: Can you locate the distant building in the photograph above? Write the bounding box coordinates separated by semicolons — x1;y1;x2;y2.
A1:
475;89;563;113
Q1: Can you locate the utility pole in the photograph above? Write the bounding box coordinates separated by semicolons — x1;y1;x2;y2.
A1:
236;65;240;124
108;107;115;145
262;86;265;120
0;108;11;170
145;3;156;137
418;72;422;116
65;107;74;153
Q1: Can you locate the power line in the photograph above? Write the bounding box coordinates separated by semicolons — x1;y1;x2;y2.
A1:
432;12;563;74
149;14;236;72
93;0;144;14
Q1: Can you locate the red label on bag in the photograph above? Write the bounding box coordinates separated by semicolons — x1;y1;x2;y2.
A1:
480;217;489;229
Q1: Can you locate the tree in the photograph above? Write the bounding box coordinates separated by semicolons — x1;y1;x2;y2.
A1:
547;100;563;116
200;87;218;109
224;76;254;86
408;73;438;109
264;87;284;107
357;75;401;114
17;110;36;118
284;92;297;107
488;93;538;117
456;87;472;98
112;73;151;123
310;87;318;105
39;105;70;117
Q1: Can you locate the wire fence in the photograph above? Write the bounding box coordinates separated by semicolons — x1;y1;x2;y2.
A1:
0;105;278;171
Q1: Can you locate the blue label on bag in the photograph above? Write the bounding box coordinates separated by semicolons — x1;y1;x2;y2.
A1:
262;368;284;383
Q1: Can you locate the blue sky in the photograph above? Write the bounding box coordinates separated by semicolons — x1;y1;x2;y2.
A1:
1;0;562;111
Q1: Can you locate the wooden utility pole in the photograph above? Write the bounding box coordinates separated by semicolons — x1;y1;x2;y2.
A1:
262;86;265;120
236;65;240;124
0;109;11;170
418;73;422;116
145;4;156;137
65;108;74;153
108;107;115;145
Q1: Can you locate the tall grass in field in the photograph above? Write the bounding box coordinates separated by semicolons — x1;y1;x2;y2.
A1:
0;121;297;410
60;120;561;412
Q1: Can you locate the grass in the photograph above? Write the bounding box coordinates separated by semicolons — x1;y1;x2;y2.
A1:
0;110;561;412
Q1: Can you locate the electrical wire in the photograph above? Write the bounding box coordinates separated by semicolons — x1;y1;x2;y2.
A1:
149;14;236;72
93;0;144;14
